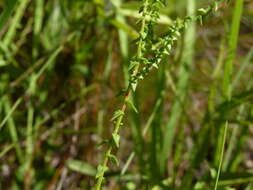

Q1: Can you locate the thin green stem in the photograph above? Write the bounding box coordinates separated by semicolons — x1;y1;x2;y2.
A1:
94;1;149;188
95;147;112;190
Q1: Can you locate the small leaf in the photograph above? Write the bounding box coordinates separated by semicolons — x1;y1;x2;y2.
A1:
131;82;138;92
129;61;139;71
163;49;170;55
112;133;120;148
175;31;181;37
140;31;147;39
197;8;207;15
108;154;119;166
95;165;108;179
139;74;144;80
166;44;172;51
126;99;138;113
111;110;124;121
152;63;158;69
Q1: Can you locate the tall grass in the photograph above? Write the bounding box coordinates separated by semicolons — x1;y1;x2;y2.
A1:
214;0;244;189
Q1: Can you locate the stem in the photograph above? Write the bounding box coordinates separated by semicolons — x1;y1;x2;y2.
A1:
94;1;149;189
95;147;112;190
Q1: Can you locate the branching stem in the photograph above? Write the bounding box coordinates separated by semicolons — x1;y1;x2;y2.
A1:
94;1;149;189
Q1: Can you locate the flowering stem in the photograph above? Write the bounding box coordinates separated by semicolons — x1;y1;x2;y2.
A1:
94;1;149;189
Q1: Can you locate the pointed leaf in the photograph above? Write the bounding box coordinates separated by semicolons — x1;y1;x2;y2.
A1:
126;99;138;113
111;110;124;121
129;61;139;71
112;133;120;148
0;0;18;30
131;82;137;92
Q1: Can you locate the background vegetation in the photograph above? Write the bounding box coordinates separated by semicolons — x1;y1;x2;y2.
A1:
0;0;253;189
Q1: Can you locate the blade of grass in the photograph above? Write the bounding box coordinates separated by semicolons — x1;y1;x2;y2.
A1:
0;97;22;130
103;36;113;80
0;144;14;158
3;96;23;163
24;102;34;189
160;0;196;174
110;19;139;40
26;104;34;161
33;0;44;60
3;0;31;47
129;94;145;175
214;121;228;190
214;0;244;189
223;46;253;170
227;67;253;172
149;62;166;182
121;89;165;176
0;0;18;30
231;47;253;91
35;46;63;80
218;175;253;186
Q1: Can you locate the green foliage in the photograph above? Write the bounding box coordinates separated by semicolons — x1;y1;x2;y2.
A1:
112;133;120;148
0;0;18;29
111;110;125;121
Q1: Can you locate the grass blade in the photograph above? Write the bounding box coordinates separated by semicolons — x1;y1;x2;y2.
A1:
160;0;196;174
3;96;23;163
0;0;18;30
214;0;244;189
3;0;31;47
0;97;22;130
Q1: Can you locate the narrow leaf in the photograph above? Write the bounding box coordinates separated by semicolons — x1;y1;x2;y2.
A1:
127;99;138;113
111;110;124;121
112;133;120;148
131;82;137;92
0;0;18;30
